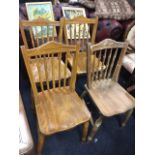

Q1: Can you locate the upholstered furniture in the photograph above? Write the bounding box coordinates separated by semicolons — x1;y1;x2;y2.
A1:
21;41;91;155
81;39;135;141
94;0;134;20
19;93;34;155
19;2;134;43
69;0;95;10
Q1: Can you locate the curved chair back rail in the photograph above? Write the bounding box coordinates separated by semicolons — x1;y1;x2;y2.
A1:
20;18;63;49
86;39;128;88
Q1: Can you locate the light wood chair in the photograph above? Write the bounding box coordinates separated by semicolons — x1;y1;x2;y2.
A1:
82;39;135;141
21;41;91;155
63;16;102;74
20;18;71;83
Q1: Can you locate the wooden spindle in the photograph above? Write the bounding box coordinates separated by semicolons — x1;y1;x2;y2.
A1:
92;51;97;81
70;24;73;44
43;54;50;90
34;26;40;47
103;48;113;79
29;27;35;48
47;25;50;42
52;25;55;41
101;49;107;79
36;55;44;92
97;50;102;80
58;53;62;88
41;26;45;44
108;48;118;79
64;52;68;87
78;23;81;43
51;53;55;89
74;24;77;44
82;24;85;50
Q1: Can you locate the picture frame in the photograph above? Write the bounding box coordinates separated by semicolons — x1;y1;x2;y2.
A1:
26;2;57;38
62;7;90;39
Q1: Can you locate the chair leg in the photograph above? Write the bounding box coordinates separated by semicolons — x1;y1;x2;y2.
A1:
82;121;89;142
37;130;45;155
80;90;87;99
88;115;104;142
127;85;135;93
121;108;133;127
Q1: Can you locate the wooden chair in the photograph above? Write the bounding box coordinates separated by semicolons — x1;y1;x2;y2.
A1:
63;16;102;74
82;39;135;141
21;41;91;155
20;18;71;83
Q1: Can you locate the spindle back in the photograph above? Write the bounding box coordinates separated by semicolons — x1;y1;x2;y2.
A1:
86;39;128;89
21;41;80;98
20;18;63;49
63;16;98;52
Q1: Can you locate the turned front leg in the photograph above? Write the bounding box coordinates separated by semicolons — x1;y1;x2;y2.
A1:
82;121;89;142
37;130;45;155
88;115;104;142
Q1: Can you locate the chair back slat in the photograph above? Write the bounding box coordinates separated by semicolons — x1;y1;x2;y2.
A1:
21;41;80;100
63;16;98;52
20;19;63;49
87;39;128;89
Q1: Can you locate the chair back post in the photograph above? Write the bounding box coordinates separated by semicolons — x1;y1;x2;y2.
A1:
86;42;92;89
70;42;80;91
20;21;29;48
112;43;128;82
91;16;98;44
21;46;38;102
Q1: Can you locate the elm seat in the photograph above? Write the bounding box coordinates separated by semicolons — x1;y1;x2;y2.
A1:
85;79;134;117
19;94;34;155
36;87;91;135
30;57;71;82
67;52;103;74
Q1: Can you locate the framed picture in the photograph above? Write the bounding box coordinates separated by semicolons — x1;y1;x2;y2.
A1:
26;2;57;38
62;7;90;39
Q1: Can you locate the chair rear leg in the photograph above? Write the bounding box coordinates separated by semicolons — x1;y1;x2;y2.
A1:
37;130;45;155
80;90;87;99
121;108;134;127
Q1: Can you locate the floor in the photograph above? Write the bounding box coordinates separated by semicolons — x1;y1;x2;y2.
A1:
19;58;135;155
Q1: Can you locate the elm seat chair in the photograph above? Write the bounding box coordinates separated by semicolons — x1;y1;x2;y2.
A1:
63;16;103;74
82;39;135;141
21;41;91;155
122;21;135;92
20;18;71;83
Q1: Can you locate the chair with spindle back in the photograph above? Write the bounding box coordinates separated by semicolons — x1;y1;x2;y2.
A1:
21;41;91;155
20;18;71;83
63;16;102;74
81;39;135;141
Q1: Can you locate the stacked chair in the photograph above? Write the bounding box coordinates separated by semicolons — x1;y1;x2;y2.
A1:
20;16;135;155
